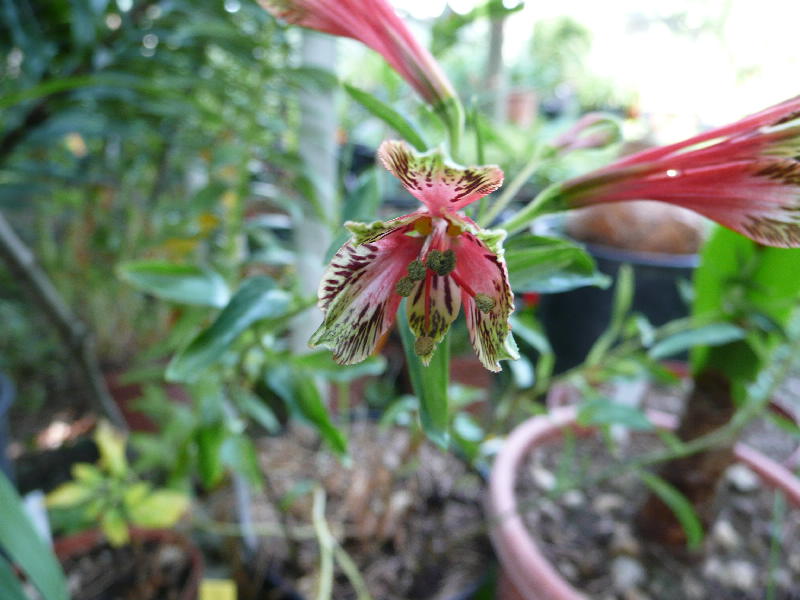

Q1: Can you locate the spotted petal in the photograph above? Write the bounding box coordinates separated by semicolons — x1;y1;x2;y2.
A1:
378;140;504;214
451;222;518;372
311;221;424;364
405;271;461;365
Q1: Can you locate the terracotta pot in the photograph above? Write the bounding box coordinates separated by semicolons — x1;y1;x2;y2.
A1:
54;528;203;600
486;406;800;600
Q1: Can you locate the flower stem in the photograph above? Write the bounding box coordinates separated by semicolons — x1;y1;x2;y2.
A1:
496;181;565;235
479;146;550;227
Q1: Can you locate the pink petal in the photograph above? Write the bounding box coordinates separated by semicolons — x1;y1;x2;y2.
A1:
311;218;423;364
405;270;461;365
450;224;517;372
378;140;504;214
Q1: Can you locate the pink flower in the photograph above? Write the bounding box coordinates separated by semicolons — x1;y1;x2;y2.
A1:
259;0;456;109
310;140;518;371
557;96;800;247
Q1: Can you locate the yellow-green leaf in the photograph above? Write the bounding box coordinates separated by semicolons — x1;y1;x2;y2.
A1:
72;463;103;484
94;421;128;477
46;483;92;508
101;510;129;547
127;491;189;529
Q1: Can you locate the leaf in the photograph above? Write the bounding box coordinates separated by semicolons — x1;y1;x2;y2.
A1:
504;235;610;293
221;435;264;488
94;420;128;477
72;463;103;484
237;391;281;434
586;264;634;366
649;323;746;360
166;277;291;382
344;84;428;152
0;474;69;600
127;491;190;529
0;554;28;600
195;424;227;489
292;351;387;382
576;397;653;431
118;261;230;308
46;482;93;508
265;366;347;455
398;305;449;447
637;470;704;550
101;509;129;547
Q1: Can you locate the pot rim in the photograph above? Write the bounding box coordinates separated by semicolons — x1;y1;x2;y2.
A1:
486;405;800;600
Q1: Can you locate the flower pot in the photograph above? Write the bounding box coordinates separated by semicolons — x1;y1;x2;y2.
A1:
0;372;14;481
486;406;800;600
54;528;203;600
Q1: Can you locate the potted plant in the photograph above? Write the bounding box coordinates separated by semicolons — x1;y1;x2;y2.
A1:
487;224;800;598
46;421;201;600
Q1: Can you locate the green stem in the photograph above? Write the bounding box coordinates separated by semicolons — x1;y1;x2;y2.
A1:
496;181;564;235
480;146;550;227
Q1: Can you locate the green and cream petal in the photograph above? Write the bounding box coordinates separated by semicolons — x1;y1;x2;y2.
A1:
378;140;504;214
405;272;461;365
311;223;424;364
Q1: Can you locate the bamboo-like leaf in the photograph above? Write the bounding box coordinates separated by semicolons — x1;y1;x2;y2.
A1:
344;84;428;152
637;470;704;550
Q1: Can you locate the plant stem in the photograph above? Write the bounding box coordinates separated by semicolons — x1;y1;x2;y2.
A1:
480;146;550;228
312;488;334;600
0;213;127;429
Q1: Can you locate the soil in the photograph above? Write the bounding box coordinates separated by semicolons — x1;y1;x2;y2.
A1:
60;536;195;600
516;380;800;599
210;421;491;600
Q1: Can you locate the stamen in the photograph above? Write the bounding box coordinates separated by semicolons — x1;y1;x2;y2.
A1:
414;336;434;356
446;222;462;237
426;249;456;276
395;277;415;297
407;260;426;281
475;293;496;313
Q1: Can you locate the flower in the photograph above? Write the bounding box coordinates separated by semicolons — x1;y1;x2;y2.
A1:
310;140;518;372
259;0;457;110
554;96;800;247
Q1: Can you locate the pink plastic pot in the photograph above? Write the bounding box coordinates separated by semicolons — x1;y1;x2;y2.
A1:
487;406;800;600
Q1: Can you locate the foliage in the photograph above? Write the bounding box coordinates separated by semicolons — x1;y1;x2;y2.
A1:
47;421;190;546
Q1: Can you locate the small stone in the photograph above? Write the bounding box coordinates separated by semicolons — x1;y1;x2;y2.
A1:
556;560;579;580
726;560;757;590
531;466;556;491
726;464;760;493
703;557;724;580
593;493;625;514
622;589;651;600
789;553;800;572
611;556;646;591
562;489;585;508
711;519;740;551
611;524;641;556
682;578;705;600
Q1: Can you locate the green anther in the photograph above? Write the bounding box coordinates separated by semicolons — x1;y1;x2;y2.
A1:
475;293;496;313
395;276;415;297
414;336;435;356
426;249;456;276
407;260;426;281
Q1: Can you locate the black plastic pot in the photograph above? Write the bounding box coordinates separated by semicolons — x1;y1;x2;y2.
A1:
0;373;14;481
538;242;699;373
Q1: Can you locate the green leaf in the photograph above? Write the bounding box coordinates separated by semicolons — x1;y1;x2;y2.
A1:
292;351;387;382
94;421;128;478
237;391;281;434
0;555;28;600
221;435;265;488
586;264;634;366
649;323;746;360
637;470;704;550
576;397;653;431
195;424;226;489
46;482;93;508
398;304;449;447
166;277;291;382
344;84;428;152
127;491;190;529
101;509;129;547
265;366;347;455
118;261;230;308
0;474;69;600
504;235;610;293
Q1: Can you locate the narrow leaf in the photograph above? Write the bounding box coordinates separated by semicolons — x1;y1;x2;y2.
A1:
637;470;704;550
576;397;653;431
118;261;230;308
0;555;29;600
166;277;290;381
649;323;746;360
344;84;428;152
398;305;449;447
